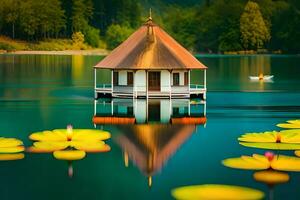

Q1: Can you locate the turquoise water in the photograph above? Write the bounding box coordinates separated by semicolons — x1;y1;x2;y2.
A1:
0;54;300;199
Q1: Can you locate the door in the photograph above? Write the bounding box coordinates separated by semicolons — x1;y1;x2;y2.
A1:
148;72;160;91
113;71;119;86
184;72;189;86
127;72;133;86
148;101;160;122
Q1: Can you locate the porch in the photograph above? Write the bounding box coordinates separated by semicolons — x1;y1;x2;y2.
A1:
95;84;206;99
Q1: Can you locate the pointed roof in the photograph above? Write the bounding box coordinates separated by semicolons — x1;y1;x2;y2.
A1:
115;124;196;176
95;18;207;70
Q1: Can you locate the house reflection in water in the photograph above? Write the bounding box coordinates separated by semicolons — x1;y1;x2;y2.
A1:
92;99;206;187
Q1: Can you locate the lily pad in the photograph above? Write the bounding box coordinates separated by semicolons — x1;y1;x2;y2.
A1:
223;153;300;172
53;150;86;161
0;138;23;148
171;184;264;200
0;146;25;153
0;153;24;161
277;120;300;129
253;170;289;185
239;142;300;150
239;130;300;144
27;140;110;153
29;128;111;142
222;154;270;170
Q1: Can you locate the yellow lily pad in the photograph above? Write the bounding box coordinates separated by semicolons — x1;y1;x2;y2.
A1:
27;141;69;153
171;184;264;200
271;155;300;171
223;154;300;172
29;130;66;141
239;129;300;144
71;129;111;141
0;138;23;148
239;142;300;150
53;150;86;161
29;129;111;142
0;146;25;153
294;150;300;157
73;143;111;153
238;131;278;143
0;153;24;161
277;120;300;129
27;140;108;153
253;170;289;185
222;154;270;170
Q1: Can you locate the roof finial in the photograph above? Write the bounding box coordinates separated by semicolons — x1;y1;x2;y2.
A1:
149;8;152;20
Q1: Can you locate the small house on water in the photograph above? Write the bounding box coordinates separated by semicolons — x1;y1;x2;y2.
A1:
94;15;207;99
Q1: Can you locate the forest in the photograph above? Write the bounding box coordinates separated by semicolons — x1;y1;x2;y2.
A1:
0;0;299;53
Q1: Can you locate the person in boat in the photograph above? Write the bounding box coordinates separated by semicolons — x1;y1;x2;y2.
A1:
259;73;264;80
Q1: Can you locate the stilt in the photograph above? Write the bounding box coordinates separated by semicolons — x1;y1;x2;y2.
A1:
94;68;98;99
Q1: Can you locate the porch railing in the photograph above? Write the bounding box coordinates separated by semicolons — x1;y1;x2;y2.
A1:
190;84;205;89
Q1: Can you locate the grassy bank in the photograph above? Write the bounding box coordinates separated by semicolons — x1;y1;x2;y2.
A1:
0;36;108;54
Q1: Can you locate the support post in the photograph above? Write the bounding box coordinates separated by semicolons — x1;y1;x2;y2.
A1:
111;70;114;95
188;70;191;96
188;100;190;116
204;69;207;89
94;68;97;89
133;71;135;99
203;69;207;100
204;101;207;116
111;100;114;116
146;70;148;99
169;70;172;99
94;68;97;99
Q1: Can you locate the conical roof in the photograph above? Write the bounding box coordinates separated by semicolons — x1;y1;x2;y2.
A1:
95;19;207;70
115;124;196;176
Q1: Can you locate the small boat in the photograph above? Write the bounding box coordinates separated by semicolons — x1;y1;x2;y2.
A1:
249;75;274;81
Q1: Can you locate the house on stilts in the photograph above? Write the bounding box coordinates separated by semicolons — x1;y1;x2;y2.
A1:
94;14;207;99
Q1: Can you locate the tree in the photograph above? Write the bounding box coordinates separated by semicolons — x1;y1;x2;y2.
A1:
85;26;101;47
105;24;133;49
240;1;270;50
163;6;197;51
71;0;93;32
72;31;85;49
2;0;20;38
71;0;100;47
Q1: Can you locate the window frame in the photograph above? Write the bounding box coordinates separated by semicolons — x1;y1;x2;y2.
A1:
173;72;180;86
127;71;134;86
113;71;119;86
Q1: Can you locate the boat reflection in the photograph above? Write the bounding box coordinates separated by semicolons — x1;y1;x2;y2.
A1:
93;99;206;187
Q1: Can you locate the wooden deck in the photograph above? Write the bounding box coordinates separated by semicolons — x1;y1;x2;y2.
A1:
95;84;206;99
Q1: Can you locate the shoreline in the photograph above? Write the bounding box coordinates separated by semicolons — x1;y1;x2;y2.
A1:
0;49;109;56
0;50;299;56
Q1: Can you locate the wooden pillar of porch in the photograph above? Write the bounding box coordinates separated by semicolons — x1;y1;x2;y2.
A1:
94;68;97;99
146;70;148;99
111;70;114;96
203;69;207;100
188;70;191;96
169;70;172;99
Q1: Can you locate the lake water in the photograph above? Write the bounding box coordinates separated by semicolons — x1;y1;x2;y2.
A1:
0;54;300;200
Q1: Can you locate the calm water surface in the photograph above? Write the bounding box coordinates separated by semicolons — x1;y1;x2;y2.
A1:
0;54;300;200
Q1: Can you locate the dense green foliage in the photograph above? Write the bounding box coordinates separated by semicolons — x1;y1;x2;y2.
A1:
0;0;299;53
105;24;134;49
240;1;270;50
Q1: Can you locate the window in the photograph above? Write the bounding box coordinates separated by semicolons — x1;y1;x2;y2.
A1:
127;72;133;86
173;73;180;86
113;71;119;85
184;72;189;86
